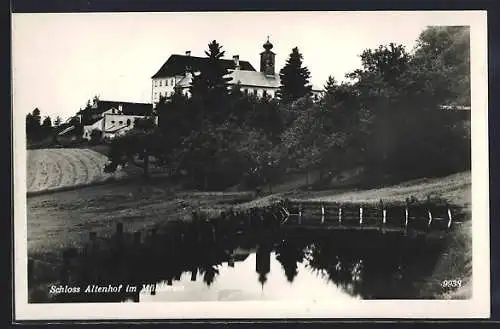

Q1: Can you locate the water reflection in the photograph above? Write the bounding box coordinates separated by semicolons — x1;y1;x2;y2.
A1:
49;220;446;302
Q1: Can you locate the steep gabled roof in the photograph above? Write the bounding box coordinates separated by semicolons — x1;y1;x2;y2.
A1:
95;100;153;116
174;69;324;92
229;70;281;88
152;54;256;78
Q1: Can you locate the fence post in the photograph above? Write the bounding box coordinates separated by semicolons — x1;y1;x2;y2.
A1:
192;210;199;223
151;227;157;244
61;250;70;285
133;231;141;247
447;205;453;231
426;195;433;230
89;231;97;253
298;204;302;225
211;221;217;242
338;206;342;225
244;209;251;229
116;222;124;247
321;204;325;224
405;198;410;230
380;199;386;225
359;206;363;225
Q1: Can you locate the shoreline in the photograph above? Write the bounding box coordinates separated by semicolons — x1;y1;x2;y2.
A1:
27;171;472;300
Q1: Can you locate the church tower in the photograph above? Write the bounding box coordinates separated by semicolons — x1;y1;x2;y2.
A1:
260;37;276;77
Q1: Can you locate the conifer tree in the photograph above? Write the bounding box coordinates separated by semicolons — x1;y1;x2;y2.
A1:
323;75;337;93
278;47;312;103
189;40;233;125
42;116;52;128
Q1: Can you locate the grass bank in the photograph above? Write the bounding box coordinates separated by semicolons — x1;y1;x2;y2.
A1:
27;169;472;300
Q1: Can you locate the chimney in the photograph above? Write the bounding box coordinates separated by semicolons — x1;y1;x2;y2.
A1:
185;50;191;56
233;55;240;69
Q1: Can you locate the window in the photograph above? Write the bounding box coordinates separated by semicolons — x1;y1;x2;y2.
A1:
263;90;268;97
119;121;123;125
244;89;248;95
126;119;131;126
111;120;115;124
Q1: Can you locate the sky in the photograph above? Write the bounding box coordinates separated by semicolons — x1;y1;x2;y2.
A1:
12;11;477;121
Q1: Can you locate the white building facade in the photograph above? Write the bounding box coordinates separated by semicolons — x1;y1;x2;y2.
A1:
81;100;155;140
151;39;322;107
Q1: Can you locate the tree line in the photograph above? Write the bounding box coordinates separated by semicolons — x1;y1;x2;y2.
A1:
105;26;471;190
25;108;63;142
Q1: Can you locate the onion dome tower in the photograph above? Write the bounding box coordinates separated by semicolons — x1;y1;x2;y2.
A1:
260;36;276;77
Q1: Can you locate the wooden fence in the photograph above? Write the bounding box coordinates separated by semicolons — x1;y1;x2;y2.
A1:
280;197;462;234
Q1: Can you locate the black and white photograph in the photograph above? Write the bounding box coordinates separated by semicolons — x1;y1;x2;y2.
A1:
13;10;489;320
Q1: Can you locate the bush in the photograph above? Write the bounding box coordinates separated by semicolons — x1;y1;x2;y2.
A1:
89;129;103;145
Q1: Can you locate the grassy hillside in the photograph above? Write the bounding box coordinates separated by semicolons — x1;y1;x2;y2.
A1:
27;148;127;194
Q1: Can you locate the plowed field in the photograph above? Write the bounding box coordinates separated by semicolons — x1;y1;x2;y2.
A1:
27;148;126;194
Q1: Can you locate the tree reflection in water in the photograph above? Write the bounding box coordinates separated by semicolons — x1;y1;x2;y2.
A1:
302;232;442;299
200;265;220;286
274;238;307;283
256;241;272;288
48;219;446;303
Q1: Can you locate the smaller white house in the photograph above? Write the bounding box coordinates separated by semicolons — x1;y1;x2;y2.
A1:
82;100;156;141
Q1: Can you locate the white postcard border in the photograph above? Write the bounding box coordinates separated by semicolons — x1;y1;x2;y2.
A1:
13;10;490;320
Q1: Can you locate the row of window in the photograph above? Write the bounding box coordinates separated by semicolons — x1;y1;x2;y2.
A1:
154;91;173;99
153;88;320;101
153;88;275;99
241;88;273;97
154;78;175;87
110;118;133;125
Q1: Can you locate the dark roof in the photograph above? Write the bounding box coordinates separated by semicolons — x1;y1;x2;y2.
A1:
152;54;256;78
95;100;153;116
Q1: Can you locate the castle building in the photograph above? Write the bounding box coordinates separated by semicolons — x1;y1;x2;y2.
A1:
151;38;322;107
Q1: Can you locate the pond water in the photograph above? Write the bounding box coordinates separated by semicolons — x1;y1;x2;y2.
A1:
126;229;446;302
45;216;448;303
138;250;358;302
